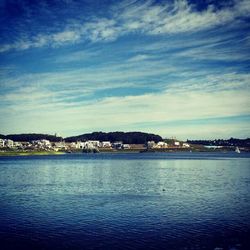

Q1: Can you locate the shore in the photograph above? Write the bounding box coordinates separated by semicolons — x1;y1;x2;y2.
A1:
0;150;66;156
1;146;248;156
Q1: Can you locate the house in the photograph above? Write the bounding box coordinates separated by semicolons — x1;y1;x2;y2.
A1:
40;139;51;148
31;139;51;149
85;141;100;149
70;142;77;149
112;141;123;149
155;141;168;148
54;141;66;150
75;141;86;149
122;144;130;149
147;141;155;149
75;141;99;149
14;141;22;148
174;141;180;146
182;143;190;148
87;140;101;147
100;141;112;148
5;139;14;148
0;139;4;148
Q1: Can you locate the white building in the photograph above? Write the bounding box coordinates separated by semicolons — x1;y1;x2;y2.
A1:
69;142;76;148
75;141;98;149
31;139;51;149
41;139;51;147
0;139;5;148
182;143;190;148
112;141;123;149
75;141;86;149
154;141;168;148
174;141;180;146
54;141;66;149
14;141;22;147
87;140;101;147
5;139;14;148
122;144;130;149
100;141;112;148
84;141;96;149
147;141;155;149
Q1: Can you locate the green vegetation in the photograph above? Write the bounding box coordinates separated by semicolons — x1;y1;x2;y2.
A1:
0;150;65;156
65;131;162;144
0;133;63;142
0;131;162;144
187;138;250;147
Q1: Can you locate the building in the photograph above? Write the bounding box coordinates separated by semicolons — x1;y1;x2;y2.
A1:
40;139;51;148
154;141;168;148
87;140;101;147
174;141;180;147
0;139;4;148
100;141;112;148
14;141;22;148
122;144;130;149
112;141;123;149
31;139;51;149
5;139;14;148
182;143;190;148
147;141;155;149
75;141;86;149
54;141;66;150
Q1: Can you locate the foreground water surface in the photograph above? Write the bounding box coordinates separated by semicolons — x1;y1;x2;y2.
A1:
0;152;249;250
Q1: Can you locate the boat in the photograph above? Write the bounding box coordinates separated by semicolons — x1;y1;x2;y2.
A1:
235;147;240;153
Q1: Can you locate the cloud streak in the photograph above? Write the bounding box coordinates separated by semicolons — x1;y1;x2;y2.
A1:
1;0;250;53
1;87;249;139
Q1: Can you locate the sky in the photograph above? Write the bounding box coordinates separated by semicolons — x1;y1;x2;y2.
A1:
0;0;250;140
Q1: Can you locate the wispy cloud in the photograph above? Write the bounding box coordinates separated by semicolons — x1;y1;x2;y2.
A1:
52;30;81;44
1;0;249;53
1;86;249;138
127;54;151;62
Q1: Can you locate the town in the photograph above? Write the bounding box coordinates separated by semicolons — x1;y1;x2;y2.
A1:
1;131;249;156
0;137;191;154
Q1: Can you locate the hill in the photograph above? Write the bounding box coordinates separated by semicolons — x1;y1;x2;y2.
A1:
65;131;162;144
1;133;63;142
187;138;250;147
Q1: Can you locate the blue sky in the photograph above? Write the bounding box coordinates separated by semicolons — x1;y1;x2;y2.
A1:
0;0;250;139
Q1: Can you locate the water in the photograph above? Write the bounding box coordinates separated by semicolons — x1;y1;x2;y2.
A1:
0;152;249;250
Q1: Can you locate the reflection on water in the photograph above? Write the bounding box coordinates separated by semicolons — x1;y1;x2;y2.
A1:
0;153;249;249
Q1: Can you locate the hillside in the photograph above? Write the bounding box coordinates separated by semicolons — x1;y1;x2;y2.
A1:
1;133;63;142
65;131;163;144
187;138;250;147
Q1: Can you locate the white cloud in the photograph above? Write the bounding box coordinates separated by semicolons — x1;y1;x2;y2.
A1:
1;75;249;138
52;30;81;44
1;0;249;52
53;50;98;63
127;54;150;62
1;88;250;138
82;18;119;42
156;122;250;140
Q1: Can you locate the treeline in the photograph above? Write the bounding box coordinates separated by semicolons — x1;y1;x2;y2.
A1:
0;133;63;142
65;132;163;144
0;132;162;144
187;138;250;147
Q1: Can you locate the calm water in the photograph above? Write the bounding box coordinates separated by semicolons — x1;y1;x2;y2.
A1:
0;152;249;250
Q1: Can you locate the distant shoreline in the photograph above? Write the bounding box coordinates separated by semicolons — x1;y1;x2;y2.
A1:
0;151;66;156
0;147;247;156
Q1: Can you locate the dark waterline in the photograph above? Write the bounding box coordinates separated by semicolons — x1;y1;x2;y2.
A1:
0;152;249;249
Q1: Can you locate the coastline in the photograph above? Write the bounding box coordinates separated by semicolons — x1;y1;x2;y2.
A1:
0;151;66;156
1;147;247;156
